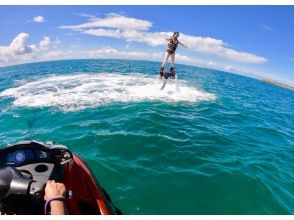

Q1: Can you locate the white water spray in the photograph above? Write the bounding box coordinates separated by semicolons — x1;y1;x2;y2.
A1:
0;73;216;111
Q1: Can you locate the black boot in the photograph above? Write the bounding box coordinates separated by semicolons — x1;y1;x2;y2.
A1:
160;67;167;79
170;67;176;79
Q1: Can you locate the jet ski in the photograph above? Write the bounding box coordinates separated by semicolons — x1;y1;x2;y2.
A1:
0;140;122;215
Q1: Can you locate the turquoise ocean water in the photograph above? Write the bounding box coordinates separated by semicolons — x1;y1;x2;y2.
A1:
0;59;293;214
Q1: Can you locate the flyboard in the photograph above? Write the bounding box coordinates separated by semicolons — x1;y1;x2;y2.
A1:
159;72;177;90
160;79;167;90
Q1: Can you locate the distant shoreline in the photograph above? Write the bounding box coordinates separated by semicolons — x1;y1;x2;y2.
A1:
262;78;294;91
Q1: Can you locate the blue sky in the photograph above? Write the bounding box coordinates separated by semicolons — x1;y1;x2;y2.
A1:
0;6;293;85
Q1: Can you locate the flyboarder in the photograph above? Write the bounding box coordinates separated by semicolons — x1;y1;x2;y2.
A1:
159;32;187;79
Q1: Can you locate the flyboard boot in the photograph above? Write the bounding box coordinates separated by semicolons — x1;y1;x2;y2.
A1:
170;67;176;79
159;67;168;79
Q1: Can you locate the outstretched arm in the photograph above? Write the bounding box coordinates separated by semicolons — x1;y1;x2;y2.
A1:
179;41;188;48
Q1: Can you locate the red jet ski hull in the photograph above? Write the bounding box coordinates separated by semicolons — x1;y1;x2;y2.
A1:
63;154;119;215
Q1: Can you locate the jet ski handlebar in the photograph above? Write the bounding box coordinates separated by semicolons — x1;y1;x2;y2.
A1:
0;141;73;200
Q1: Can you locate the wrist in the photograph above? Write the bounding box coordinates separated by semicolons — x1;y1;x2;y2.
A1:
50;200;65;206
50;200;66;215
45;196;66;215
47;195;65;200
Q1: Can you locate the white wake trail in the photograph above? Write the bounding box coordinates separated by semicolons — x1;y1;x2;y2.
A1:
0;73;216;111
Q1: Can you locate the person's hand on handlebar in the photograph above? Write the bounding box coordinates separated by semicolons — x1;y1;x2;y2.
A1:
44;180;67;215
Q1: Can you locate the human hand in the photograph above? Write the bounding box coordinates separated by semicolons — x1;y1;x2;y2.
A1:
44;180;67;215
44;180;66;200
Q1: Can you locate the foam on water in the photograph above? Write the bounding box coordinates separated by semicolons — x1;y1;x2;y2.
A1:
0;73;216;111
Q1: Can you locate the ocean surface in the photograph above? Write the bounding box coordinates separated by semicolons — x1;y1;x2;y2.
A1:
0;59;293;214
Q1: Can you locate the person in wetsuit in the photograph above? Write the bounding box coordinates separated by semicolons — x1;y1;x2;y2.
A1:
159;32;187;79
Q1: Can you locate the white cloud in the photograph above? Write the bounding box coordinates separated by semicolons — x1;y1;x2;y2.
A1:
39;36;51;50
0;33;35;63
83;28;122;38
0;31;267;82
9;33;33;55
33;47;190;70
81;29;266;64
180;33;267;64
77;13;96;18
60;14;267;64
41;50;75;60
261;25;273;32
0;33;61;66
122;30;168;46
33;16;45;23
78;47;189;64
69;37;81;48
59;13;152;31
33;46;263;79
0;34;266;81
53;37;61;49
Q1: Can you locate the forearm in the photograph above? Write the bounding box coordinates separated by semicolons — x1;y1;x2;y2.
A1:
179;42;187;48
50;201;67;215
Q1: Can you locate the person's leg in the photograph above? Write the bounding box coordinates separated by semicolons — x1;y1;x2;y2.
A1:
170;53;176;78
170;53;175;68
161;52;170;67
160;52;170;78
